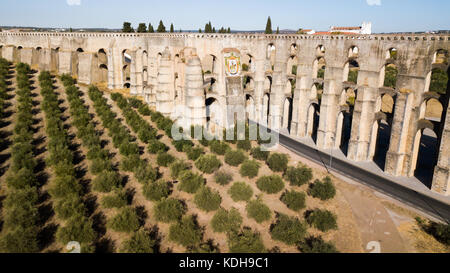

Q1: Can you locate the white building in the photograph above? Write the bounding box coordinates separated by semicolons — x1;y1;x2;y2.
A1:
329;22;372;35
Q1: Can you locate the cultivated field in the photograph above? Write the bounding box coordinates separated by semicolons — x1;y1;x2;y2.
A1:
0;60;447;253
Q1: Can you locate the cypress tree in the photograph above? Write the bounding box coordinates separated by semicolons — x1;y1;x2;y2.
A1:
265;17;272;34
148;23;154;33
157;20;166;33
137;23;147;33
122;22;134;33
170;23;174;33
276;26;279;34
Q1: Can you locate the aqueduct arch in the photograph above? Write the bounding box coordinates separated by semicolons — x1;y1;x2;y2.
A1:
1;31;449;195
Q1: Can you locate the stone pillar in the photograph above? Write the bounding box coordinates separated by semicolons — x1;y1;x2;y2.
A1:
77;52;94;85
253;57;266;124
155;48;174;116
347;69;380;161
432;101;450;195
296;61;314;138
385;91;414;176
112;48;123;89
58;51;73;75
268;46;288;131
2;46;15;62
135;49;144;95
107;48;115;89
39;48;52;71
184;55;205;126
20;48;33;65
316;66;342;149
129;51;138;95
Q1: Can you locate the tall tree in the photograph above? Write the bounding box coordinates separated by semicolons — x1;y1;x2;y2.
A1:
265;17;272;34
137;23;147;33
122;22;134;33
212;27;216;33
276;26;279;34
227;27;231;33
199;28;202;33
148;23;154;33
157;20;166;33
170;23;174;33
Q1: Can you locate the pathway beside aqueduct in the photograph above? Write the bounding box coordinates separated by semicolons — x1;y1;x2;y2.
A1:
0;31;448;196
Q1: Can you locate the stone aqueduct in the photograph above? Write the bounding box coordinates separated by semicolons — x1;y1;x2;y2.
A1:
0;31;449;196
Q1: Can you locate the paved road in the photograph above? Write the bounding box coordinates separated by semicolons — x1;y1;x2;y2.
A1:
277;133;450;223
252;122;450;223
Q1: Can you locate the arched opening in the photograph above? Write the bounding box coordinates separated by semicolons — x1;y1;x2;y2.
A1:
245;94;255;122
429;67;448;95
142;50;148;68
206;97;221;134
242;54;253;72
262;93;270;125
348;46;359;59
424;98;444;122
316;45;325;56
122;49;132;84
243;76;255;91
312;57;326;79
287;55;298;76
207;77;217;93
380;63;398;88
76;48;84;53
264;76;272;92
343;60;359;84
307;103;320;143
282;97;293;132
411;128;439;188
143;68;148;86
290;43;298;56
123;82;131;88
386;48;397;60
336;88;357;155
97;48;108;84
203;54;217;74
267;43;276;71
284;79;295;95
370;94;395;170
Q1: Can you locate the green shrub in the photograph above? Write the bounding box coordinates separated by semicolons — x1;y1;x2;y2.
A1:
54;195;86;219
56;215;96;244
135;163;158;184
237;140;252;151
169;160;190;179
120;229;155;253
308;176;336;201
195;154;222;174
280;190;306;211
143;180;170;201
101;190;128;209
92;171;121;192
246;198;272;223
266;153;288;172
90;158;112;175
224;149;247;167
416;217;450;246
147;139;167;154
178;171;204;193
270;214;307;245
156;152;175;167
298;236;339;253
284;165;313;186
0;226;39;253
119;141;140;156
228;228;265;253
211;208;242;233
107;207;140;233
154;198;186;223
209;140;229;155
168;215;203;247
214;170;233;186
239;160;260;178
228;182;253;202
194;187;222;212
120;155;140;172
184;145;204;161
250;146;270;161
256;175;284;194
49;175;82;199
172;139;193;152
306;209;337;232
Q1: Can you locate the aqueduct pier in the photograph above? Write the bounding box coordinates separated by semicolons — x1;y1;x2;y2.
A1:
0;31;449;196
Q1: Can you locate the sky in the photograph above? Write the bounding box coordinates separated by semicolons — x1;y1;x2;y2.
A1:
0;0;449;33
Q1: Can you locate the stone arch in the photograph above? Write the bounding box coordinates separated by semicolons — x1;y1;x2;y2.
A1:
122;49;132;85
410;127;439;188
203;54;217;74
316;45;325;56
243;76;255;91
142;50;148;68
307;103;320;142
386;47;398;60
348;45;359;58
267;43;276;70
343;59;359;83
432;49;448;64
379;63;398;88
96;48;108;84
245;94;255;122
264;75;272;92
290;43;298;55
242;53;253;72
206;97;222;134
287;55;298;75
282;97;293;132
262;93;270;124
336;88;357;154
312;57;326;79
